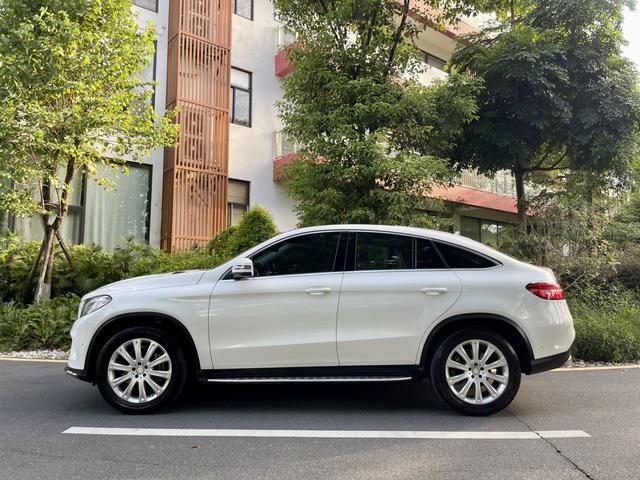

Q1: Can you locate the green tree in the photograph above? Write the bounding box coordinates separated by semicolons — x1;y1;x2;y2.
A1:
0;0;179;301
448;0;640;223
273;0;481;227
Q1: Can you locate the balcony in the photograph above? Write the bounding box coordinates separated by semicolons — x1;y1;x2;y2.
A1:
273;130;300;180
459;170;517;197
275;25;297;77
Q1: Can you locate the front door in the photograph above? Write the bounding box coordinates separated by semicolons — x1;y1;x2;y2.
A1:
209;232;345;369
337;233;462;365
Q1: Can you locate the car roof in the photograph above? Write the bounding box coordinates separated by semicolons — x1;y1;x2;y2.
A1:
273;224;515;264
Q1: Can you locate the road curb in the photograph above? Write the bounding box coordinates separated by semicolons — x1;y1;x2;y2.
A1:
0;357;68;363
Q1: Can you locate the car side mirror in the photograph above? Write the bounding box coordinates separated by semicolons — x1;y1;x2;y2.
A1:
231;258;254;280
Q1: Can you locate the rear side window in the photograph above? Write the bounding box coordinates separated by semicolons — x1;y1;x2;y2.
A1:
251;232;342;277
355;233;412;271
416;239;446;269
433;241;498;269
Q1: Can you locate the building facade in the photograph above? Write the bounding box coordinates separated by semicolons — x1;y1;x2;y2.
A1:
4;0;521;251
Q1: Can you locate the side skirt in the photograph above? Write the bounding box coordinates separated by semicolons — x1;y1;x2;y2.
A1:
196;365;425;383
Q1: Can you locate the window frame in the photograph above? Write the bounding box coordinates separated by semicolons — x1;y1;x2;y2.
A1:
423;51;447;71
227;178;250;226
233;0;254;20
230;67;252;127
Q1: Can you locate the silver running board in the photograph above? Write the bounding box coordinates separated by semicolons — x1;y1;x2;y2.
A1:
206;376;413;384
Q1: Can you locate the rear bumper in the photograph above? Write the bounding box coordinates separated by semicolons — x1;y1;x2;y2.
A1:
65;366;92;383
528;349;571;375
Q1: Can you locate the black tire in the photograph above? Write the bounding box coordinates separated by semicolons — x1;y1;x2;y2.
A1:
96;326;187;414
430;329;521;416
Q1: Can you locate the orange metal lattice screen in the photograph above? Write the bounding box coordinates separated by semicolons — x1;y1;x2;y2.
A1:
162;0;231;251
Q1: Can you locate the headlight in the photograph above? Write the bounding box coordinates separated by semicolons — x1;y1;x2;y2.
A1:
80;295;112;317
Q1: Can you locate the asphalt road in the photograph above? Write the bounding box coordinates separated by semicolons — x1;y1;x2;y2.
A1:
0;360;639;480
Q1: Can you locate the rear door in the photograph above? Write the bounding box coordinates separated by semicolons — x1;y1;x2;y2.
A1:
336;233;462;365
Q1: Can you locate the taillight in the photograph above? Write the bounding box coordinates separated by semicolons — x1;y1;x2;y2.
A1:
526;282;565;300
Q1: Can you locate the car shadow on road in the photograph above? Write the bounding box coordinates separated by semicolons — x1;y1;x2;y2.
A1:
175;380;450;415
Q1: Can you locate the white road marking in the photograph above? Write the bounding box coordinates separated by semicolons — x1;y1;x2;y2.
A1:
63;427;590;439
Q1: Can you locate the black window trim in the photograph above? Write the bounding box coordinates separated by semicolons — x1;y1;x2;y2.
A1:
230;67;252;127
233;0;254;20
219;229;502;280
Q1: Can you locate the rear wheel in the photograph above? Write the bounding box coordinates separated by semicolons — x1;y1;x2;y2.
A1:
430;329;521;416
96;327;187;414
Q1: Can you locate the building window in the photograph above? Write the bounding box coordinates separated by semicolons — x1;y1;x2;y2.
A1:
132;0;158;12
139;41;157;109
227;179;250;226
11;173;85;245
234;0;253;20
83;163;152;252
460;216;512;247
230;67;252;127
424;52;446;71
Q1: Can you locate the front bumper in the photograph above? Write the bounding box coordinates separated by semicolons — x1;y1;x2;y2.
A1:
528;349;572;375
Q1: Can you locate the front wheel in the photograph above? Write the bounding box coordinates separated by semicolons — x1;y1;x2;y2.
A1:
430;329;521;416
96;327;187;414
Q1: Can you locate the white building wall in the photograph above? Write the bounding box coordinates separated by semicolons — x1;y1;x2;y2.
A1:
229;0;298;232
133;3;169;247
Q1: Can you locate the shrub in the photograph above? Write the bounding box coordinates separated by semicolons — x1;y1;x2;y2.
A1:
498;194;615;293
127;248;221;278
0;295;80;351
614;244;640;292
569;291;640;362
226;206;278;256
0;233;41;302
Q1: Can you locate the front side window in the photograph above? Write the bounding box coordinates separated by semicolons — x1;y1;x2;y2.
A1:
433;241;498;269
230;67;251;127
251;233;342;277
234;0;253;20
355;233;412;271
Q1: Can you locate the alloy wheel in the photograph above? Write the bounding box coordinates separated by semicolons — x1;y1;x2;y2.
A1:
445;339;509;405
107;338;172;404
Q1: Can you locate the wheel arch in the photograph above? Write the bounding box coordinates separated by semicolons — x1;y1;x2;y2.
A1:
84;312;201;383
420;313;534;375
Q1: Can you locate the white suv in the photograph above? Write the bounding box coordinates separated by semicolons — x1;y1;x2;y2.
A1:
66;225;574;415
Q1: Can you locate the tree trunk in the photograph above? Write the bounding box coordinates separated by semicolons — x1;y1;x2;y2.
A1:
514;168;527;229
22;236;47;302
56;230;77;272
34;225;55;302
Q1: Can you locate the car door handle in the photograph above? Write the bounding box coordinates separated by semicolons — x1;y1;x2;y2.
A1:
420;287;448;295
304;287;332;296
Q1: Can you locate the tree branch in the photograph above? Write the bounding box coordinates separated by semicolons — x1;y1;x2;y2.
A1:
385;0;410;77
